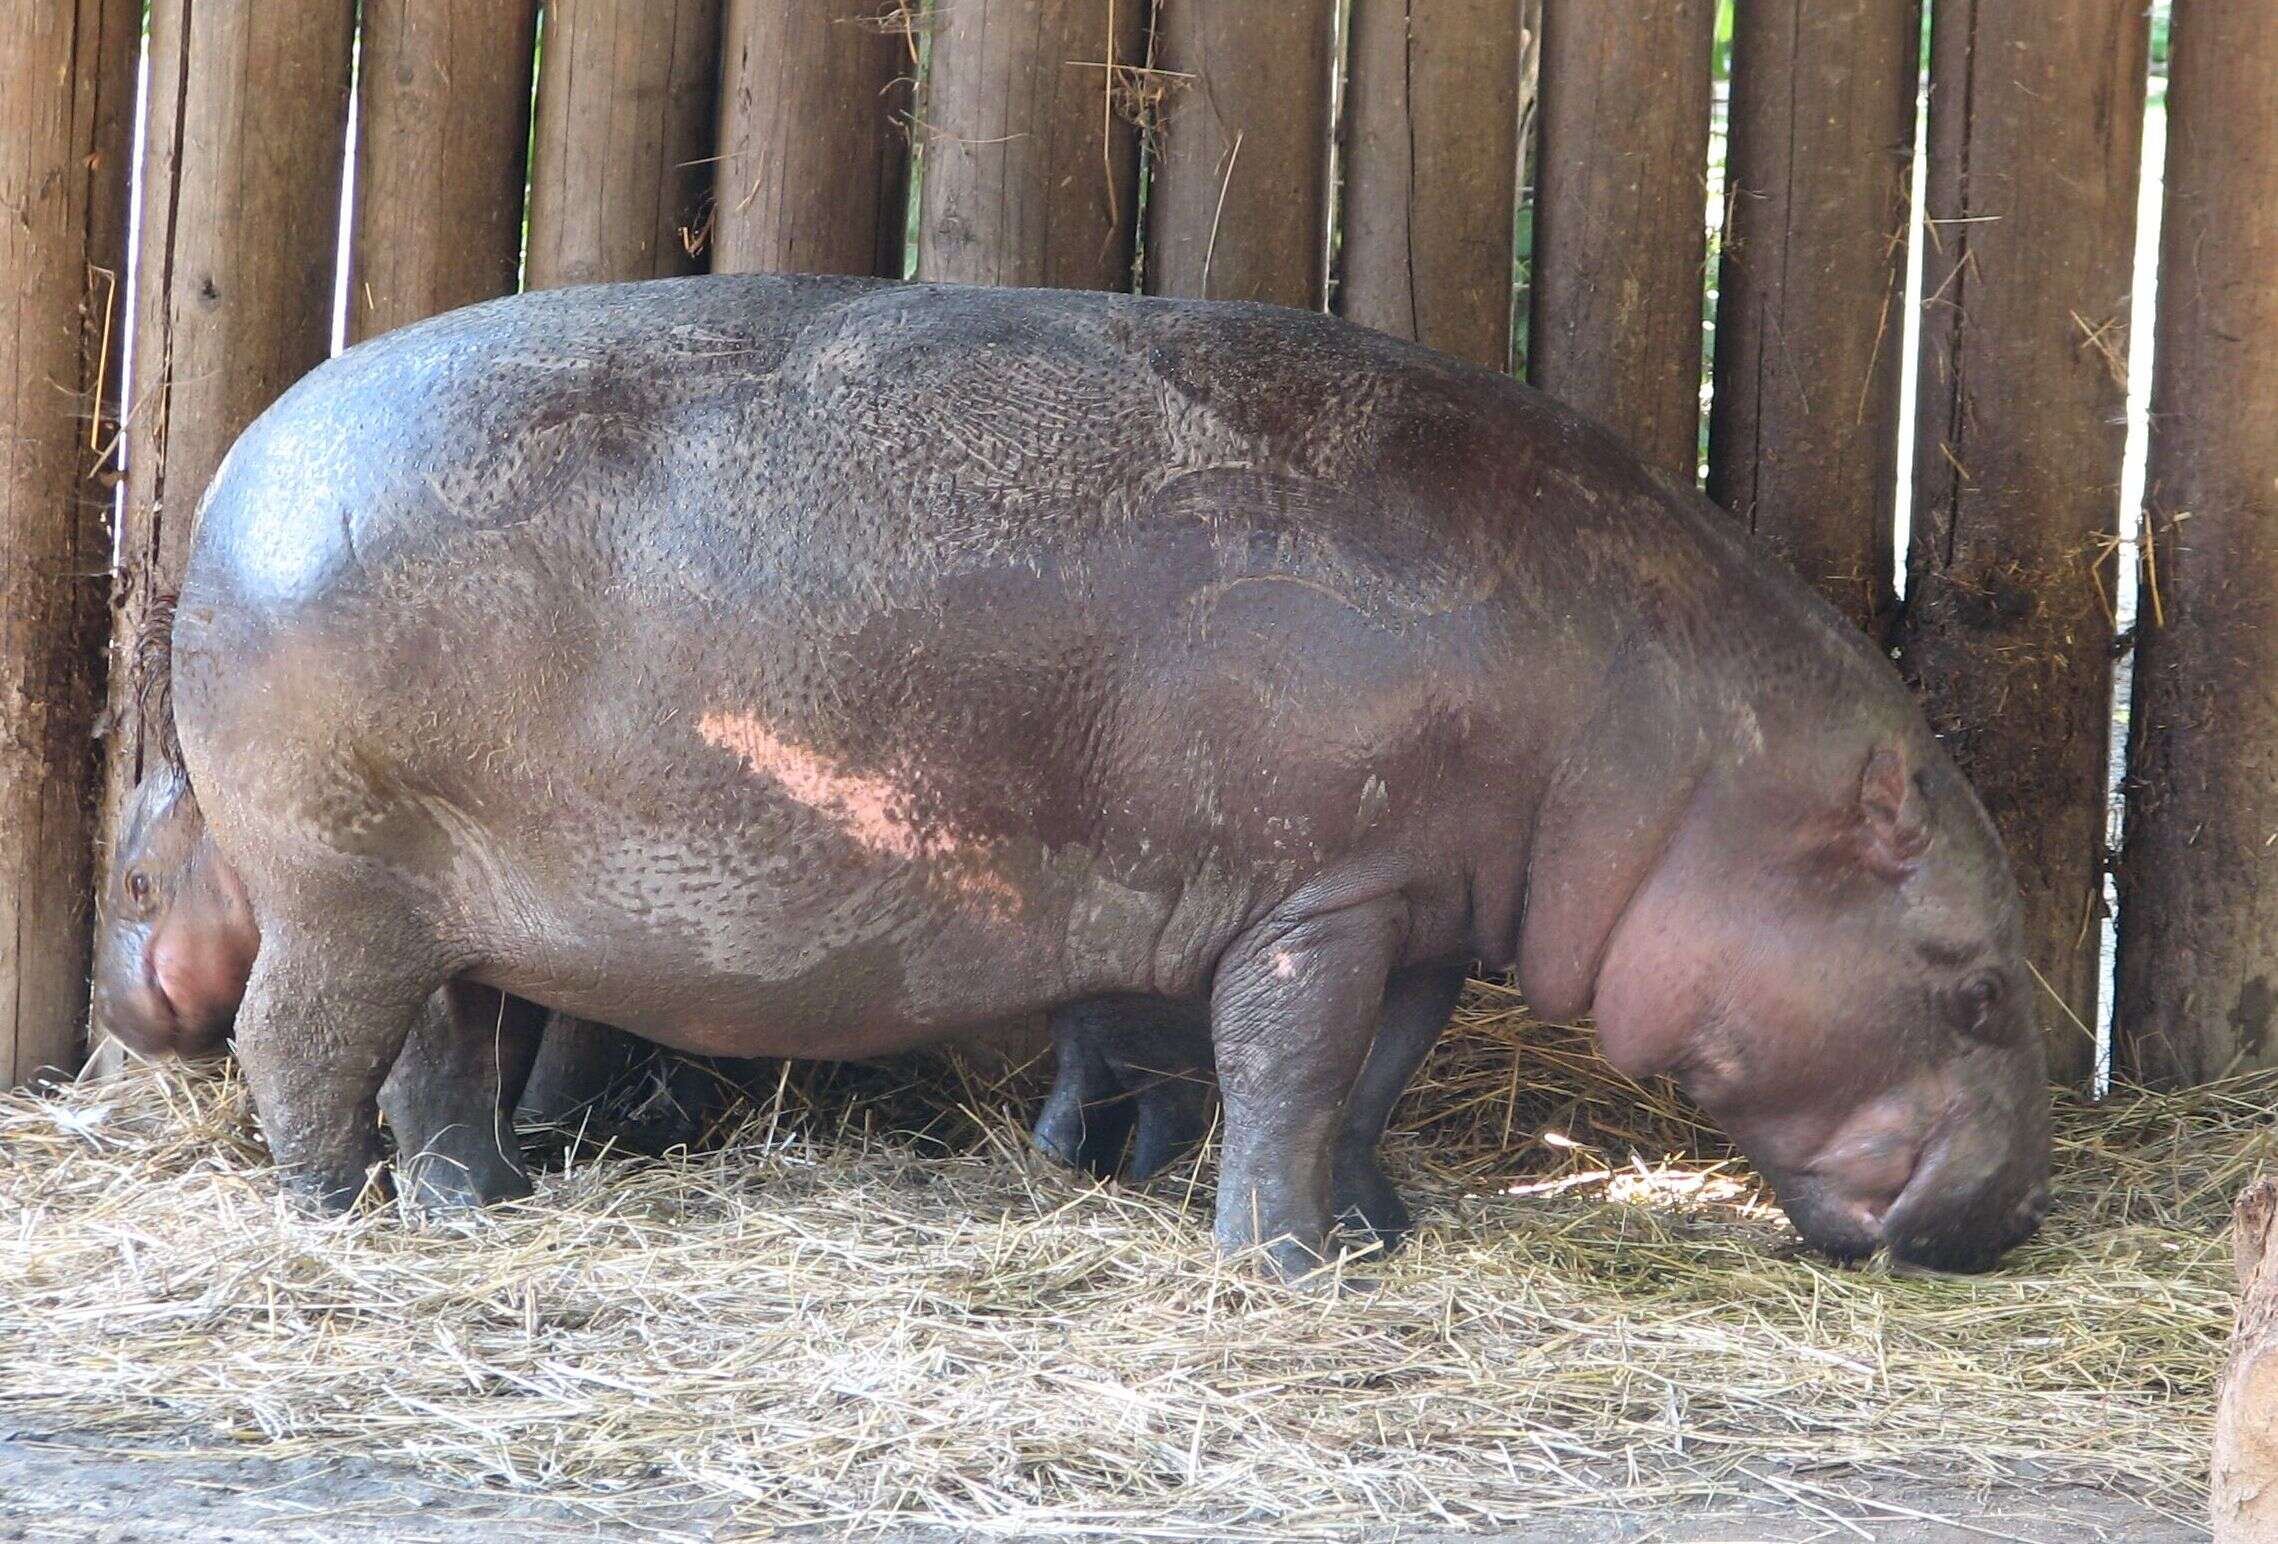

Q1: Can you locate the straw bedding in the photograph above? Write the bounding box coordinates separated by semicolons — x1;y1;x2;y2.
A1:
0;981;2254;1535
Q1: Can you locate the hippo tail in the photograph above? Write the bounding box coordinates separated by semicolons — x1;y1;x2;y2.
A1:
129;591;185;773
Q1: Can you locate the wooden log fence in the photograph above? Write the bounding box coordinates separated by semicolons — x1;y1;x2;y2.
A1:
1529;0;1716;476
5;2;2264;1089
1895;0;2150;1086
1706;0;1919;636
349;0;542;343
0;0;138;1086
712;0;912;278
1144;0;1334;309
2117;0;2278;1084
526;0;723;289
1340;0;1529;371
102;0;358;889
916;0;1145;291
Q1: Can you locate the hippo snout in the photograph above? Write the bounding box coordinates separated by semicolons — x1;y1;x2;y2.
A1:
1764;1053;2052;1273
1881;1145;2051;1273
1873;1082;2052;1272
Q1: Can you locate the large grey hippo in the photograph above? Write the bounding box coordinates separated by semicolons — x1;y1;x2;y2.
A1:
136;275;2048;1277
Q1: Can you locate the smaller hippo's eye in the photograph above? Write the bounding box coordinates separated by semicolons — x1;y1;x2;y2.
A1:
1956;973;2003;1038
126;872;151;907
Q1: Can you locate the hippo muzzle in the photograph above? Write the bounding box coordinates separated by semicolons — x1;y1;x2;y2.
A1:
1763;1047;2052;1272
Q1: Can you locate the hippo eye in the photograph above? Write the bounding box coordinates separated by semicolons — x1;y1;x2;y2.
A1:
1956;973;2003;1038
126;872;151;908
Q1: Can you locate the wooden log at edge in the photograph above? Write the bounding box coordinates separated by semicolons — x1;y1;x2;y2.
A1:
1895;0;2148;1088
1528;0;1716;475
1706;0;1918;636
348;0;541;343
93;1;357;1077
2215;1176;2278;1540
0;0;138;1085
916;0;1145;292
525;0;725;290
1144;0;1335;309
2116;0;2278;1086
712;0;913;279
1340;0;1525;372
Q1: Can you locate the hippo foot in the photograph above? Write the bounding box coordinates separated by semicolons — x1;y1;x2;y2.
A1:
275;1155;389;1217
1331;1147;1413;1253
396;1128;534;1210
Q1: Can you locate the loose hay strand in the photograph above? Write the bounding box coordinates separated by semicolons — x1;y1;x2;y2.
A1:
0;985;2256;1533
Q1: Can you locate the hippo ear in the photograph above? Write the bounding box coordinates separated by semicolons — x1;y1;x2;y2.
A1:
1856;744;1931;879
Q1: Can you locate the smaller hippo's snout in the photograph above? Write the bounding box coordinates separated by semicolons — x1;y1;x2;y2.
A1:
1881;1142;2052;1274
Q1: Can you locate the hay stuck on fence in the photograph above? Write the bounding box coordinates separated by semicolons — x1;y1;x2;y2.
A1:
0;982;2257;1535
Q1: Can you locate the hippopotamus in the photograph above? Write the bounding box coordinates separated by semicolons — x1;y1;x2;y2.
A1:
145;273;2049;1278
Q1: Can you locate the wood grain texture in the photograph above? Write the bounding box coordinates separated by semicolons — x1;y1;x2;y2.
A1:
1706;0;1919;633
2215;1177;2278;1540
2116;0;2278;1084
1528;0;1716;473
526;0;724;288
712;0;912;278
916;0;1145;291
1895;0;2148;1086
349;0;541;342
1340;0;1527;370
0;0;138;1084
1144;0;1334;308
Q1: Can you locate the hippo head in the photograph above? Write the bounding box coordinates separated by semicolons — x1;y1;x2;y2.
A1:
1583;736;2051;1272
92;766;258;1061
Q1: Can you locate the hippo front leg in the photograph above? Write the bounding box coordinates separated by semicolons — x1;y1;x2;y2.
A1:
378;983;546;1208
1210;898;1403;1281
231;936;438;1213
1332;964;1466;1250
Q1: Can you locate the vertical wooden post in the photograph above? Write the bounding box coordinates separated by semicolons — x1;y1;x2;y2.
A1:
1528;0;1715;474
712;0;912;278
1706;0;1919;635
1896;0;2147;1087
348;0;542;343
1144;0;1334;308
916;0;1145;291
2117;0;2278;1085
0;0;138;1085
106;1;358;846
1339;0;1525;369
525;0;724;289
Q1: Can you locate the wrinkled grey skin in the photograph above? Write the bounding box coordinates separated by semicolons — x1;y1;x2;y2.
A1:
163;276;2049;1278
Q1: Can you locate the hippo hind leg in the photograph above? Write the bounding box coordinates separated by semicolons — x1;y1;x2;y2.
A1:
230;921;447;1214
379;983;546;1208
1033;997;1213;1181
1033;1001;1140;1178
